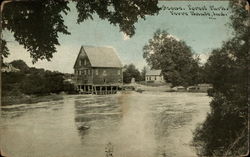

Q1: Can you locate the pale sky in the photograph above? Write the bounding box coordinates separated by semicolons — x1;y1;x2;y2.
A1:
3;1;233;73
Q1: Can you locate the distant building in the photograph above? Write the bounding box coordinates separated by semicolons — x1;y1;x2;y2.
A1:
73;46;123;94
1;63;20;73
145;69;164;83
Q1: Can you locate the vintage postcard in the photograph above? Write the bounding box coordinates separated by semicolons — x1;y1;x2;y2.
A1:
0;0;249;157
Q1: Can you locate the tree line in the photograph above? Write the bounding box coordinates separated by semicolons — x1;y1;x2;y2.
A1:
2;60;75;97
192;0;249;156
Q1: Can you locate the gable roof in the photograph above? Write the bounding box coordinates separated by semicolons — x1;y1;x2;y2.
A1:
146;69;162;76
74;46;123;68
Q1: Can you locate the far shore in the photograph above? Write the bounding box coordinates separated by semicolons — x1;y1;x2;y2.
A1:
1;84;209;106
1;94;64;106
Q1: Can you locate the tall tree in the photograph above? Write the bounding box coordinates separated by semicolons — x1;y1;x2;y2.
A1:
1;0;160;62
143;29;200;87
193;0;249;156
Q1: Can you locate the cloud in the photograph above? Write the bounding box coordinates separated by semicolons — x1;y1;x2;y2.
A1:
122;32;130;41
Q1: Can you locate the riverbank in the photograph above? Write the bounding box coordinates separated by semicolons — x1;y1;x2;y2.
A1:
1;94;64;106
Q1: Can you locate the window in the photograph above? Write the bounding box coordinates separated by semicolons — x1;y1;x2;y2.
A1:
88;69;91;75
84;59;87;65
84;69;87;75
103;70;107;76
79;60;81;66
118;70;120;75
96;69;98;75
155;76;157;80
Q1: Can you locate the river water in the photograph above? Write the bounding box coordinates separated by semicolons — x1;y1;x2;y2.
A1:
0;92;211;157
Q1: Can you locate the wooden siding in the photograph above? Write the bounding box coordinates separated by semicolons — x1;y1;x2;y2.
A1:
74;60;122;85
73;46;123;86
92;67;122;85
74;56;93;85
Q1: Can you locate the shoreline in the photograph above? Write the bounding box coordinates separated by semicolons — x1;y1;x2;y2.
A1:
1;94;64;106
1;86;209;106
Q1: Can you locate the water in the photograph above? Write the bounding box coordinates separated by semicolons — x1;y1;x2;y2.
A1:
0;92;211;157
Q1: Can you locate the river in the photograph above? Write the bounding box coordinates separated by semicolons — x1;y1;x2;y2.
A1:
0;92;211;157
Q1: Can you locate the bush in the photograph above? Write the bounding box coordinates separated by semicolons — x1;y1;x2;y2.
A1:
193;93;248;156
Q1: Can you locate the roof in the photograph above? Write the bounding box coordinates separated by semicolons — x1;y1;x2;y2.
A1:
75;46;123;68
146;69;162;76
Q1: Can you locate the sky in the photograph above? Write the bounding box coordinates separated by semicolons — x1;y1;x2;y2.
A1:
3;1;233;73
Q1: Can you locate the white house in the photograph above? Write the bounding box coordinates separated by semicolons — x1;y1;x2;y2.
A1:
145;69;164;82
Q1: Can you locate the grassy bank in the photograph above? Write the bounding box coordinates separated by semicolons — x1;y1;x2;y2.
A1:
1;94;64;106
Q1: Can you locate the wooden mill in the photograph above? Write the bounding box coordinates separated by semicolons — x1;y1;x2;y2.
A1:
73;45;123;94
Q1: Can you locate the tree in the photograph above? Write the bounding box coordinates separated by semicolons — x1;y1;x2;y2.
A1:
2;0;70;63
123;64;141;83
10;60;30;73
193;0;249;156
1;0;160;62
143;29;200;87
2;60;74;96
140;66;147;81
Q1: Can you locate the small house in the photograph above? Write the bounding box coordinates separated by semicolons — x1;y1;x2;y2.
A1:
145;69;164;83
1;63;20;73
73;46;123;94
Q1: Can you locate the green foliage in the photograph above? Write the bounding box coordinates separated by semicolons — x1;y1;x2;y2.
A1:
76;0;160;37
2;0;160;62
10;60;30;73
140;66;147;81
143;29;201;87
193;93;248;156
2;72;25;96
193;1;249;156
2;60;75;96
2;0;70;63
1;39;9;60
123;64;142;83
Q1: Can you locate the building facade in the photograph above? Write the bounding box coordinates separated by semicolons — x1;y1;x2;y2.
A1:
73;46;123;94
145;69;164;83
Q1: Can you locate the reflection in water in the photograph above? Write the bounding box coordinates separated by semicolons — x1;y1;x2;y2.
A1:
0;92;211;157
